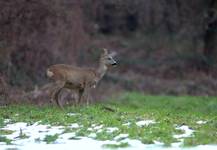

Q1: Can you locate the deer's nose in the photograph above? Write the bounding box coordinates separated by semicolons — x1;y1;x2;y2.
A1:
112;61;117;66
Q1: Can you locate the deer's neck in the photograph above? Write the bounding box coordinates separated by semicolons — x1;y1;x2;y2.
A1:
96;62;108;82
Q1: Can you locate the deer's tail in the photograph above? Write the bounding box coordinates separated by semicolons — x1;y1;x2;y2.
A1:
46;69;54;78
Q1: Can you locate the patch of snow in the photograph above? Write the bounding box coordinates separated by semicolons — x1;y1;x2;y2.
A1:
96;129;103;133
153;140;164;145
91;124;96;127
174;125;194;139
196;120;207;125
1;141;217;150
66;113;78;116
87;127;94;131
171;144;217;150
88;133;97;138
136;120;156;127
114;134;128;140
93;125;103;130
0;138;119;150
194;145;217;150
106;127;119;133
171;142;182;147
123;122;131;126
172;125;195;147
1;121;217;150
70;123;80;128
88;125;118;133
3;119;10;124
2;122;64;145
58;132;76;142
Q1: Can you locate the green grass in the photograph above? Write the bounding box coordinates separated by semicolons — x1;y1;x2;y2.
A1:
0;136;12;144
102;142;130;149
0;92;217;148
0;129;14;135
43;134;59;144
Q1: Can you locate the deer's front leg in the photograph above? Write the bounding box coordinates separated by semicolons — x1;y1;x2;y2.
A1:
78;88;84;105
82;87;91;105
85;88;91;105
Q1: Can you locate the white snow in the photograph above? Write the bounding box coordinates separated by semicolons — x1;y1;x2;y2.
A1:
153;140;164;145
70;123;80;128
193;145;217;150
174;125;194;139
87;127;94;131
106;127;119;133
96;129;103;133
123;122;131;126
136;120;156;127
114;134;129;140
88;133;97;138
172;125;195;147
91;124;96;127
1;122;64;145
1;141;217;150
87;127;118;133
93;125;104;130
3;119;10;124
66;113;78;116
89;124;104;133
1;121;217;150
196;120;207;125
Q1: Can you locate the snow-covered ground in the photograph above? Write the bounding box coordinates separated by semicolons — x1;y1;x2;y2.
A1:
136;120;156;127
0;120;216;150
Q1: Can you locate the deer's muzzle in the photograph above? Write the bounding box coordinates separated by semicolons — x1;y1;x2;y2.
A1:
112;62;117;66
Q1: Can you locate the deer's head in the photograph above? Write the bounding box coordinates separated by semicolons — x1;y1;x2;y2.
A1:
101;48;117;67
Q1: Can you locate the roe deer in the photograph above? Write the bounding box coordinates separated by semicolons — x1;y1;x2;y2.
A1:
46;48;117;108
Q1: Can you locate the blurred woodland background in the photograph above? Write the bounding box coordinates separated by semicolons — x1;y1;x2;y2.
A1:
0;0;217;105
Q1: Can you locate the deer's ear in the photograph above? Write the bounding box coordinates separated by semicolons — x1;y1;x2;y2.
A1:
103;48;108;55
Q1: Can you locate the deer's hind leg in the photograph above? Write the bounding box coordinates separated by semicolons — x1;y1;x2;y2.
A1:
50;81;65;109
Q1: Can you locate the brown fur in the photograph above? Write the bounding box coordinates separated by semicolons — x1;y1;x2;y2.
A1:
47;64;97;89
47;48;117;108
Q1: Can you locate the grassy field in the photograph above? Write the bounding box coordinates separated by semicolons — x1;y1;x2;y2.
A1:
0;93;217;148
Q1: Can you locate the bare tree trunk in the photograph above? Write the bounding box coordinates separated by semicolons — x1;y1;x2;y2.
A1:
203;0;217;72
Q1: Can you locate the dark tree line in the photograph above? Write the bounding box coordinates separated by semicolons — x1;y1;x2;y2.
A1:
0;0;217;90
203;0;217;71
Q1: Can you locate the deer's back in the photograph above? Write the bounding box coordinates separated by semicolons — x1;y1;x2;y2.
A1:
47;64;96;87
